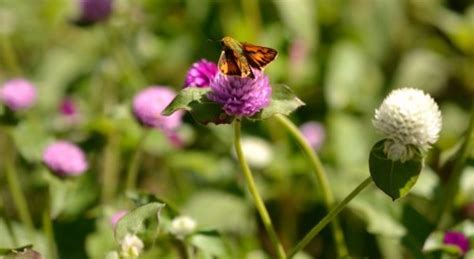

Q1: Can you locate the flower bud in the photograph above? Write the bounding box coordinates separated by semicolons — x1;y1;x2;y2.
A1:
299;121;325;150
443;231;469;255
120;234;144;259
170;215;197;239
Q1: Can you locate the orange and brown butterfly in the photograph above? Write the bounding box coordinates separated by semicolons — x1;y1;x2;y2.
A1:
218;36;278;79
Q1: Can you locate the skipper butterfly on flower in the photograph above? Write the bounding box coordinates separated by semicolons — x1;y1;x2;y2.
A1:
218;36;278;79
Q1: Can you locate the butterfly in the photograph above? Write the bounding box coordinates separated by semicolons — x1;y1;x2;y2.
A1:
218;36;278;79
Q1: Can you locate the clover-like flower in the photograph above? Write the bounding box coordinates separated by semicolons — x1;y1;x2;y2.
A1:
208;70;271;117
76;0;113;25
43;141;88;176
120;234;144;258
443;231;470;255
132;86;184;130
372;88;442;162
0;79;37;111
170;215;197;239
184;59;218;88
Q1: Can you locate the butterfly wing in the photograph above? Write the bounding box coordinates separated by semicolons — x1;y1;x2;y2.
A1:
218;49;254;78
218;50;241;76
242;43;278;70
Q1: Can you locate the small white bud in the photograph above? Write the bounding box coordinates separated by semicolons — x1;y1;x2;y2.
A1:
236;136;273;169
170;215;197;239
120;234;144;259
373;88;442;162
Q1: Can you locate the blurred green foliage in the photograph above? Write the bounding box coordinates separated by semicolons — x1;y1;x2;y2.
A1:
0;0;473;258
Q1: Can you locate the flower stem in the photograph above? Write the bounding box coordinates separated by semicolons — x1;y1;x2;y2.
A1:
42;206;58;259
289;176;373;258
125;130;149;192
273;114;348;257
436;104;474;227
3;132;34;231
101;131;121;203
234;120;286;259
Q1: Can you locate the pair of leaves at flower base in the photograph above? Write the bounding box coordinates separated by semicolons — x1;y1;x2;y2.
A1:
162;84;304;125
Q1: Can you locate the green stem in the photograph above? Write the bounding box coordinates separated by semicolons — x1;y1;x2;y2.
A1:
273;114;348;257
3;133;34;231
125;130;149;192
234;120;286;259
101;131;121;203
436;104;474;226
289;176;373;258
42;207;58;259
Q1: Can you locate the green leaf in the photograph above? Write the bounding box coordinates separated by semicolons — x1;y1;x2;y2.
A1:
251;84;305;120
162;87;211;115
369;140;423;200
190;230;228;258
114;202;165;242
162;87;232;125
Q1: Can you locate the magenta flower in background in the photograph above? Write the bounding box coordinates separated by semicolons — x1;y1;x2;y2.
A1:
184;59;218;88
59;98;77;116
208;70;271;117
443;231;470;255
132;86;184;130
76;0;113;25
110;210;128;228
299;121;325;150
0;79;37;111
43;141;88;177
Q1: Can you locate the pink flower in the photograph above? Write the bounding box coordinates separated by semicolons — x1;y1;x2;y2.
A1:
443;231;470;255
184;59;218;88
59;98;77;116
132;86;184;130
43;141;88;176
0;79;37;111
299;121;325;150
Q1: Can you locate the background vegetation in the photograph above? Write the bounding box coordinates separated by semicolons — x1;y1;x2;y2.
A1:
0;0;473;258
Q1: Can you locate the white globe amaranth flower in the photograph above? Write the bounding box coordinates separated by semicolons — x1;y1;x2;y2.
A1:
233;136;273;169
170;215;197;239
120;234;144;259
373;88;442;162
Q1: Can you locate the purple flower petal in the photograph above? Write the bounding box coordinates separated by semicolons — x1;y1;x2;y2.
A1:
184;59;218;88
0;79;37;111
443;231;470;255
208;70;271;117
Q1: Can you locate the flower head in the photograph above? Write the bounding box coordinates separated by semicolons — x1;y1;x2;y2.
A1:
120;234;144;258
373;88;442;162
76;0;113;25
170;215;197;239
43;141;88;176
184;59;218;88
208;70;271;117
59;98;77;116
237;136;273;169
132;86;184;130
443;231;470;255
299;121;325;150
0;79;37;111
110;210;128;228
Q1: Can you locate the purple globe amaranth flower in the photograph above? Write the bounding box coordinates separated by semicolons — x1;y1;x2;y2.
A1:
43;141;88;177
0;79;37;111
59;98;77;116
184;59;218;88
132;86;184;130
76;0;113;25
443;231;470;255
208;70;272;117
300;121;325;150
